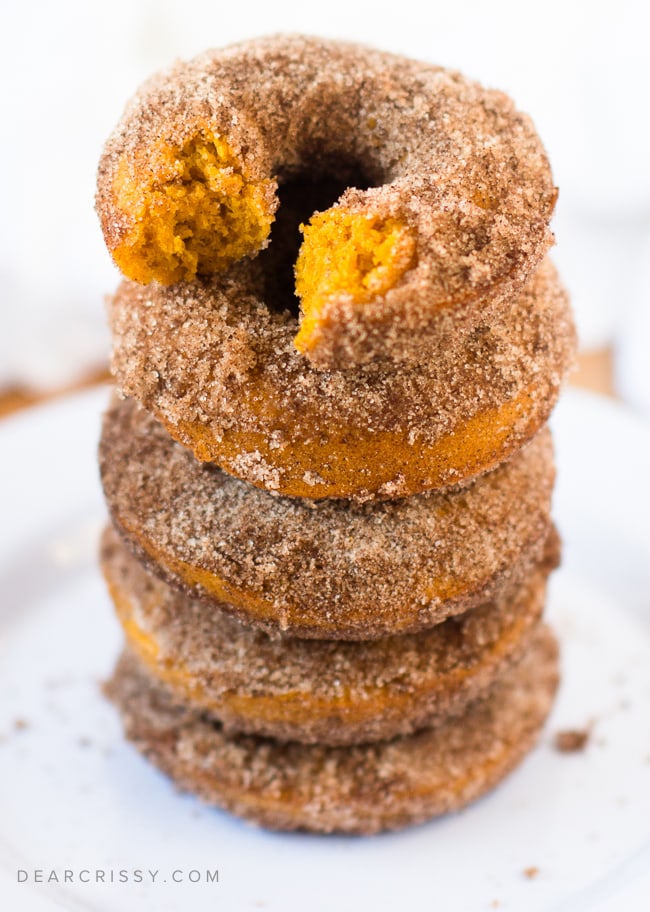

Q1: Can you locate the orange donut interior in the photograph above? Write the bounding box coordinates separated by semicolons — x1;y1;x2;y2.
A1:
112;128;275;284
294;210;416;354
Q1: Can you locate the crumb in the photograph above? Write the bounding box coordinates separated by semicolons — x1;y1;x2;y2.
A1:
490;901;501;909
13;718;29;732
523;866;539;879
78;736;92;748
554;728;590;753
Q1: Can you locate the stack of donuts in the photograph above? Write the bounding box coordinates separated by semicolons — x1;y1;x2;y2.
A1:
96;35;576;834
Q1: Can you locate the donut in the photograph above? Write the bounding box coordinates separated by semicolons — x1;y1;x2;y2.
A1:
104;626;559;834
101;524;559;745
97;35;557;369
109;258;575;501
99;396;556;640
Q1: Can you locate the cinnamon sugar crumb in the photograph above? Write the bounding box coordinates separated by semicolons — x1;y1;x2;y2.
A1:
554;728;590;753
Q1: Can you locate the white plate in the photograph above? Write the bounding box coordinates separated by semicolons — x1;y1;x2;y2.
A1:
0;387;649;912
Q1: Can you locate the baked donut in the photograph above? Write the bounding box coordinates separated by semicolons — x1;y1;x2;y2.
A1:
99;396;556;640
97;35;557;369
105;626;559;834
109;258;575;501
101;524;558;745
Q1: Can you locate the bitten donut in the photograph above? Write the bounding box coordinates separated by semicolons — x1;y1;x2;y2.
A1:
102;524;559;745
99;396;556;640
109;258;575;501
105;626;559;834
97;35;557;369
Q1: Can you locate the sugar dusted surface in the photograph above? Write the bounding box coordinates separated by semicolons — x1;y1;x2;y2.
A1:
98;34;558;368
102;525;558;744
109;258;575;499
99;398;556;639
105;626;559;834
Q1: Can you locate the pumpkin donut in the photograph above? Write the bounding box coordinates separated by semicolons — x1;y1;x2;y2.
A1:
99;396;556;640
105;625;559;834
101;524;559;746
97;34;557;369
109;258;575;501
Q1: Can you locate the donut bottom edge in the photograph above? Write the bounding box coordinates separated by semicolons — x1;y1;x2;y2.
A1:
104;626;559;835
167;383;551;502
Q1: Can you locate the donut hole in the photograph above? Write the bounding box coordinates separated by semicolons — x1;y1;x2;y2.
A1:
266;153;416;356
112;130;275;285
259;163;374;319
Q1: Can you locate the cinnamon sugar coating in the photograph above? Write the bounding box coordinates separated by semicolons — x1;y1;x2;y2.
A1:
105;626;559;834
102;524;558;745
109;258;575;500
98;34;557;368
99;396;556;640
